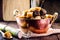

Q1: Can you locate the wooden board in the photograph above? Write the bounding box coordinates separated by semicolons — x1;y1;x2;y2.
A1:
40;35;58;40
3;0;30;21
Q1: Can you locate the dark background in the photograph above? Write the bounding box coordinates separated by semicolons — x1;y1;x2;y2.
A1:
43;0;60;22
0;0;3;21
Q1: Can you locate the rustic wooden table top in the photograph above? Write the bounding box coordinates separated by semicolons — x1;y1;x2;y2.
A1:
0;21;60;40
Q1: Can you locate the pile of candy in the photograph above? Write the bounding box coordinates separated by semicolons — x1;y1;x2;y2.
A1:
14;7;58;34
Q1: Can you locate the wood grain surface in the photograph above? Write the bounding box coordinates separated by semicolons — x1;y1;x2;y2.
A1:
3;0;30;21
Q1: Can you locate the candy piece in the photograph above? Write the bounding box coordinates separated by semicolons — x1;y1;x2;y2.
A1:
26;12;33;18
35;16;41;19
35;7;41;11
22;10;28;16
45;14;53;19
28;7;41;12
4;31;12;39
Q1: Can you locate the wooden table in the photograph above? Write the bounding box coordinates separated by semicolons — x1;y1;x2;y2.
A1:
0;21;60;40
